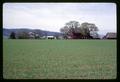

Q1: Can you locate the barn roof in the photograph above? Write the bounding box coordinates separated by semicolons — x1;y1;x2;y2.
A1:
105;32;116;38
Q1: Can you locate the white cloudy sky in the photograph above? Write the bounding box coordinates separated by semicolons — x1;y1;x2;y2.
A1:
3;3;116;35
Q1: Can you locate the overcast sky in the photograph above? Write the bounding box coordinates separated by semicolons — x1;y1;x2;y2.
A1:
3;3;116;35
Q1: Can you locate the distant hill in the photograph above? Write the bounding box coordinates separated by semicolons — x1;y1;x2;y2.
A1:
3;28;62;38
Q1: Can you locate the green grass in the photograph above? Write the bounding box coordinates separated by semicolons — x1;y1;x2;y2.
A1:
3;39;117;79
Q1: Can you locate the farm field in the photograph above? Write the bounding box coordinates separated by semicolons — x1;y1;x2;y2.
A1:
3;39;117;79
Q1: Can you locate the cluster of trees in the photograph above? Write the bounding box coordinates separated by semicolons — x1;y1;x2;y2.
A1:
60;21;99;39
9;31;40;39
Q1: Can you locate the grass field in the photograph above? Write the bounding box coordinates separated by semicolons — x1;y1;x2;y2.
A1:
3;39;117;79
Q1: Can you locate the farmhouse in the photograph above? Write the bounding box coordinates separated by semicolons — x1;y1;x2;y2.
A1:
46;36;56;39
103;32;116;39
28;32;35;38
28;32;39;39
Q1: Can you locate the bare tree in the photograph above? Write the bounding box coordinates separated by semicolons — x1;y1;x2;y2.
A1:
80;22;99;37
60;21;99;39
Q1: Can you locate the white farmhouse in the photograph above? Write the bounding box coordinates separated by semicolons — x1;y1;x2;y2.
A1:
46;36;56;39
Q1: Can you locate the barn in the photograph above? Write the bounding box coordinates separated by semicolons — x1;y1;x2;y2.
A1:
103;32;116;39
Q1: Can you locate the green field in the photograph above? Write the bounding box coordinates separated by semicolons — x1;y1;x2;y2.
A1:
3;39;117;79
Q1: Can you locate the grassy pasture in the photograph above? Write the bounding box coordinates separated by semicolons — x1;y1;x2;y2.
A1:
3;39;117;79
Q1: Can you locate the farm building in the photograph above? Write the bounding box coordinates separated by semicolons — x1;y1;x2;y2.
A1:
46;36;56;39
103;32;116;39
28;32;39;39
28;32;35;38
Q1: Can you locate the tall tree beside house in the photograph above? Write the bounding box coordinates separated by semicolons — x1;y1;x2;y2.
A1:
60;21;81;39
66;21;81;35
60;26;69;35
60;21;99;39
60;26;69;39
9;32;16;39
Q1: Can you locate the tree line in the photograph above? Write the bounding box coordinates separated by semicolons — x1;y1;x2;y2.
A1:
9;31;40;39
9;20;100;39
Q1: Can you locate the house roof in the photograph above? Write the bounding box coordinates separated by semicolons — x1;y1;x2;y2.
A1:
105;32;116;38
46;36;54;37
